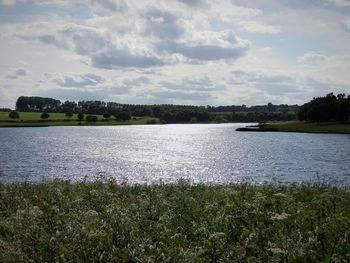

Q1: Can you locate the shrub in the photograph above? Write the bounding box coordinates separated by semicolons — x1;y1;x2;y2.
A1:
114;111;131;121
86;115;98;122
65;112;73;118
103;112;111;119
146;119;157;124
40;112;50;120
9;110;19;119
77;113;84;121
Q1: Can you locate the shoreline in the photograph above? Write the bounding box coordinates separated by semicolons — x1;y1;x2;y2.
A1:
236;121;350;134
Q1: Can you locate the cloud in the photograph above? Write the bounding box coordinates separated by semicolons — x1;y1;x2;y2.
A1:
123;76;150;86
178;0;209;8
297;51;327;64
6;68;28;79
143;8;185;40
0;0;16;6
42;88;110;101
16;23;164;69
156;30;250;62
159;76;224;91
237;21;281;34
54;73;105;88
90;46;163;69
328;0;350;7
90;0;128;12
151;90;213;103
230;70;299;95
344;19;350;30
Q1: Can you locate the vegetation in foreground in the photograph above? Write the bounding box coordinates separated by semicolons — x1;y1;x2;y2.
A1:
1;182;349;262
262;121;350;134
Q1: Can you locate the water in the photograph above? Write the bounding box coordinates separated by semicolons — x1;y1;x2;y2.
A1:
0;124;349;186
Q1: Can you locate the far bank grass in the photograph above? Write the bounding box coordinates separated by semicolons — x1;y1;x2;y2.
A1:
1;182;349;262
264;120;350;134
0;111;158;127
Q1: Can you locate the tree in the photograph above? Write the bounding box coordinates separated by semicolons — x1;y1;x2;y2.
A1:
114;111;131;121
86;115;98;122
103;112;111;119
77;113;84;121
298;93;350;122
41;112;50;120
16;96;61;112
9;110;20;119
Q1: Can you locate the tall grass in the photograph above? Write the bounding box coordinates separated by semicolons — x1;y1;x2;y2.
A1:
1;181;349;262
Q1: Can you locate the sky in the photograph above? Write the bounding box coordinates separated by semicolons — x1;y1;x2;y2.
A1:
1;0;350;108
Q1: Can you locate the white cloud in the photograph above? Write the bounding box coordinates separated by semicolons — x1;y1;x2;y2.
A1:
344;19;350;29
297;52;327;64
5;68;28;79
143;8;185;40
54;73;105;88
1;0;350;107
237;21;281;34
328;0;350;7
156;30;250;62
178;0;209;8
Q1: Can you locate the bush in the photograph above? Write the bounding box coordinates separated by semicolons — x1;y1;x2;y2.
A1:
65;112;73;118
103;112;111;119
9;110;19;119
114;111;131;121
40;112;50;119
77;113;84;121
146;119;157;124
190;117;198;123
86;115;98;122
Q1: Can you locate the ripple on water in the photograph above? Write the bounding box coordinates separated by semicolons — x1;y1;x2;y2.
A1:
0;124;349;186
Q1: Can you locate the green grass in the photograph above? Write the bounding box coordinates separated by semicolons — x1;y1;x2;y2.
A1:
263;121;350;134
0;112;158;127
1;182;349;262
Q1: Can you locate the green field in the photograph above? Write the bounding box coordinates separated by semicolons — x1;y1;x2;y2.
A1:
0;112;158;127
263;121;350;134
0;182;349;262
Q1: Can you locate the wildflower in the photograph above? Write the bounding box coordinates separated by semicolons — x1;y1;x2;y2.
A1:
271;212;289;220
269;247;285;254
274;193;287;198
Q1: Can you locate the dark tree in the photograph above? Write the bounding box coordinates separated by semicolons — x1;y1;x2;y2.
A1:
77;113;84;121
41;112;50;120
103;112;111;119
62;101;77;113
9;110;20;119
298;93;350;122
86;115;98;122
114;111;131;121
16;96;61;112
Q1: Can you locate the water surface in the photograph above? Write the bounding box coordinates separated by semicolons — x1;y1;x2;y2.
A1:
0;124;349;186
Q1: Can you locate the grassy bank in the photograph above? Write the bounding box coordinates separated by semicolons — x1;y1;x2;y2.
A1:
1;182;349;262
263;121;350;134
0;112;158;127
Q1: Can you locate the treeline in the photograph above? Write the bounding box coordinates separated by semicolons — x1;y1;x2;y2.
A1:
14;96;299;123
208;103;300;113
298;93;350;122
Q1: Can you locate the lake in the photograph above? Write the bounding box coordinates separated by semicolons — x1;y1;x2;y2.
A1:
0;124;349;186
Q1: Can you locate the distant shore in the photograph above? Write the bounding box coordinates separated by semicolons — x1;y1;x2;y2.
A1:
237;121;350;134
0;111;160;127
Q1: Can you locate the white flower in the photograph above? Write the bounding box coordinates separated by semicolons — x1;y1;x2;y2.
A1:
271;212;289;220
